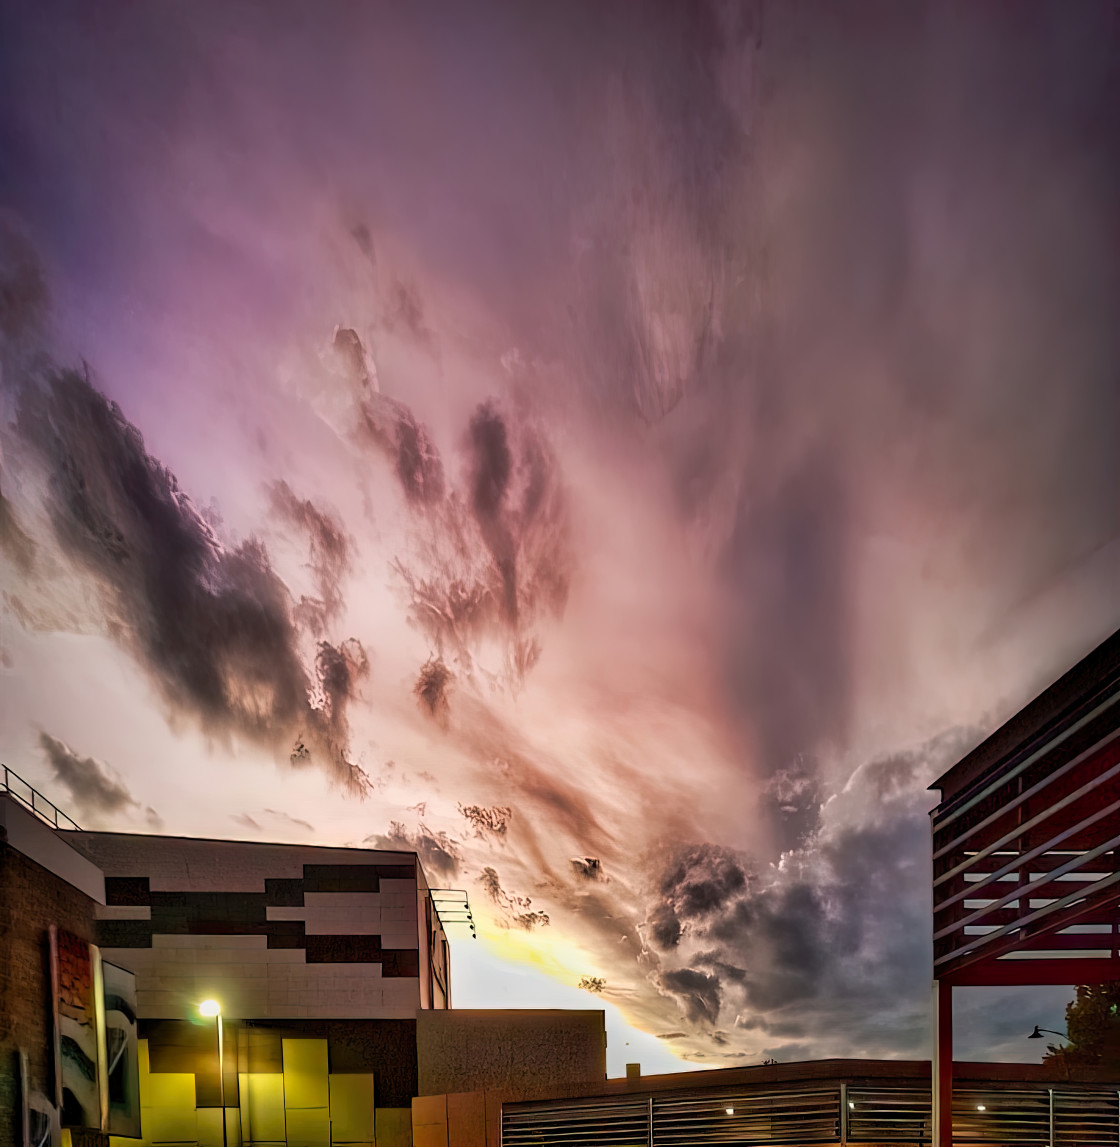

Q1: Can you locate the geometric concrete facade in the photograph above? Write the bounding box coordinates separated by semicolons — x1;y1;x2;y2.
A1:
62;833;451;1021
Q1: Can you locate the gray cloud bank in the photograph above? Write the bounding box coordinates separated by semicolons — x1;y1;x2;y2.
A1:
7;363;371;792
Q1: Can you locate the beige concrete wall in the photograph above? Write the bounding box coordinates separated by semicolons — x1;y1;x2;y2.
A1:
416;1010;605;1099
97;934;421;1021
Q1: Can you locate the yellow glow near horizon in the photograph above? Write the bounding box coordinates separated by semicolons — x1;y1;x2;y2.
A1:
199;999;221;1017
483;919;602;985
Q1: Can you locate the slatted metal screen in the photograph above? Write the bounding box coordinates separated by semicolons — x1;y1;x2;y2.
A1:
847;1086;931;1141
1054;1090;1120;1147
502;1098;650;1146
503;1085;1120;1147
952;1088;1052;1144
652;1087;839;1144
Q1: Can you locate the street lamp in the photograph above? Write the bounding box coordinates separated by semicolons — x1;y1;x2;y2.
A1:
199;1001;227;1147
1028;1026;1070;1043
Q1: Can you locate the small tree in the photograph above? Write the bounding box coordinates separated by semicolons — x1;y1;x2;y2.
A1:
1043;983;1120;1071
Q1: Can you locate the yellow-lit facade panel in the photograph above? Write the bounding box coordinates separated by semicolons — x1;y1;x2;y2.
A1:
283;1108;329;1147
281;1040;329;1109
143;1071;197;1144
197;1107;242;1147
241;1072;287;1143
327;1074;374;1143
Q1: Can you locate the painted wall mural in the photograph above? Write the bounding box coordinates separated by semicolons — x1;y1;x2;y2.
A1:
102;961;141;1138
51;928;102;1130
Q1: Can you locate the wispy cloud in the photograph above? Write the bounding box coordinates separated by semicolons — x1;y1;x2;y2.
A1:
39;732;161;829
13;367;371;793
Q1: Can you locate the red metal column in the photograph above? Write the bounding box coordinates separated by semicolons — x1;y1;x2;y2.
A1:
932;980;953;1147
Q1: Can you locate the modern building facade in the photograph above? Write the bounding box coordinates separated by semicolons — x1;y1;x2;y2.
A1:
0;775;607;1147
929;628;1120;1147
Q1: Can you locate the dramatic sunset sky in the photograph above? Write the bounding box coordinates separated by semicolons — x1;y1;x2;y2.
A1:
2;1;1119;1074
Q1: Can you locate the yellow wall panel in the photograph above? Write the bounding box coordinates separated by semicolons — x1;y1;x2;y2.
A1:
144;1072;196;1143
284;1108;329;1147
327;1074;374;1143
196;1107;221;1147
241;1072;287;1143
281;1040;329;1109
197;1107;241;1147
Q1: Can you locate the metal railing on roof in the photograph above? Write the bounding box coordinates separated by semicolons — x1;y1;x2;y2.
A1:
1;764;82;831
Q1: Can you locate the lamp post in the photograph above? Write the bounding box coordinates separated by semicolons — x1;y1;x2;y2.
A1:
1028;1026;1070;1044
200;1000;227;1147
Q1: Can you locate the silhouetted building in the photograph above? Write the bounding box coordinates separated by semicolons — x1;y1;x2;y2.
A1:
929;627;1120;1146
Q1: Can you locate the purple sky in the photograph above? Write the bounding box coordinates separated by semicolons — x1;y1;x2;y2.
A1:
2;1;1119;1070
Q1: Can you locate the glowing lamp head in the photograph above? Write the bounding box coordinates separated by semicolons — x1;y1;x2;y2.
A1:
199;999;221;1018
725;1108;734;1116
976;1105;986;1113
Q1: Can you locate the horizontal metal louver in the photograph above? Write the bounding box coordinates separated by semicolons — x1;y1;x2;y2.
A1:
502;1083;1120;1147
502;1098;650;1146
1053;1089;1120;1147
953;1088;1051;1145
652;1087;839;1145
847;1086;931;1142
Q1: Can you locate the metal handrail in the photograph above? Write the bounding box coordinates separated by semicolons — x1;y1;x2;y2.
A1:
0;764;82;831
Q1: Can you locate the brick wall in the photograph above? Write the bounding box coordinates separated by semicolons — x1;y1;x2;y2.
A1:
0;837;98;1147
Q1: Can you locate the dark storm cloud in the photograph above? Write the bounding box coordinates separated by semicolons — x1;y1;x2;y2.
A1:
644;729;977;1050
388;394;572;684
39;732;161;827
467;401;516;622
414;656;453;721
355;393;447;509
570;856;603;881
267;480;351;636
370;821;461;882
649;843;751;950
332;326;571;689
759;762;823;854
334;327;447;507
458;803;511;838
13;368;371;792
660;968;722;1026
479;865;550;930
